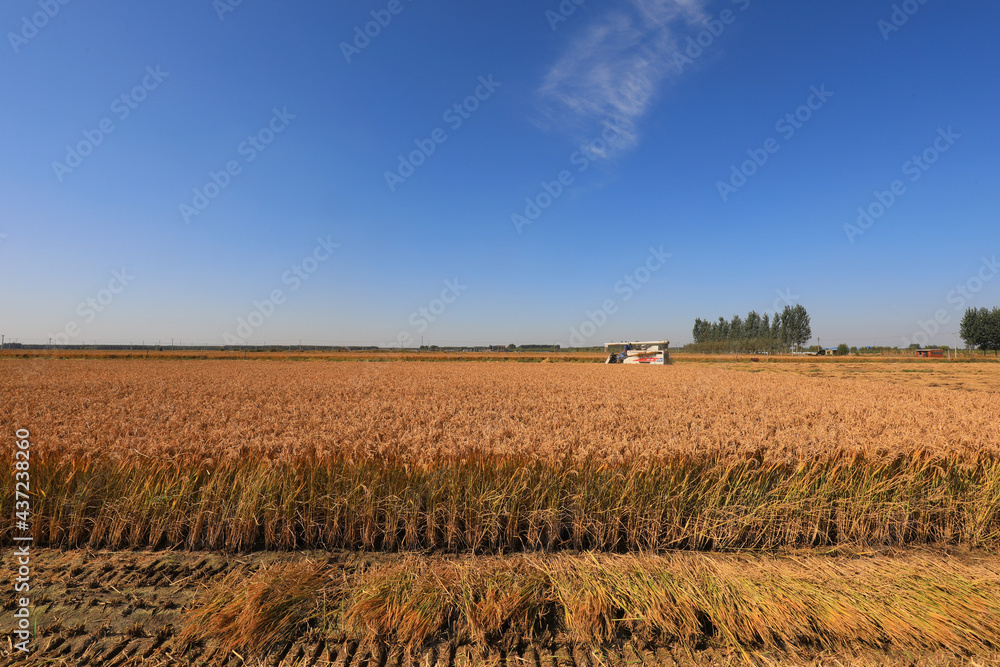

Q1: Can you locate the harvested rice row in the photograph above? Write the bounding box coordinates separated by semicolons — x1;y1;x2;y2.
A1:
183;550;1000;657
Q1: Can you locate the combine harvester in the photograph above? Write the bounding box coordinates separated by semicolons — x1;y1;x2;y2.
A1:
604;340;670;365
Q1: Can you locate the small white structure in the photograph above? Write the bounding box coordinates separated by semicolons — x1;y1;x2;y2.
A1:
604;340;670;365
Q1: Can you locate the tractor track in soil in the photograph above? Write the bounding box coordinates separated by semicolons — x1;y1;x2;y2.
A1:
3;549;998;667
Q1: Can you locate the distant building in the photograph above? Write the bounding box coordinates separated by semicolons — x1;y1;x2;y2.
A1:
915;348;944;358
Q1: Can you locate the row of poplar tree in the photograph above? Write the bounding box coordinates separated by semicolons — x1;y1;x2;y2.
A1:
691;304;813;353
960;307;1000;355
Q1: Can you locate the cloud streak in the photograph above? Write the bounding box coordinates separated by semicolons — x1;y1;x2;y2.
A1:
538;0;709;148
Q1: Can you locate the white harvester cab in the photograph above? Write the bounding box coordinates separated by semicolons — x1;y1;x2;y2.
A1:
604;340;670;365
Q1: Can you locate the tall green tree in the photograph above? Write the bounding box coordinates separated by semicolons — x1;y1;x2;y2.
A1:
692;318;708;344
745;311;761;341
730;314;744;349
783;304;812;350
960;307;1000;356
689;305;812;353
990;308;1000;355
961;307;988;354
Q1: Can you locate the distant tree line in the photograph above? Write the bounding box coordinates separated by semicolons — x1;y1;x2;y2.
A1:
691;305;812;353
960;307;1000;355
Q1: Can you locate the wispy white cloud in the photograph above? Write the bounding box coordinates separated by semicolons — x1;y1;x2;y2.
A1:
538;0;709;148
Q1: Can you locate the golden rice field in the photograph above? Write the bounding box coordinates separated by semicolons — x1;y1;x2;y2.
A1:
2;356;1000;665
6;357;1000;463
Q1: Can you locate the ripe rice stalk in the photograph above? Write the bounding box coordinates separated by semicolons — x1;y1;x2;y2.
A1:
180;559;329;655
4;451;1000;552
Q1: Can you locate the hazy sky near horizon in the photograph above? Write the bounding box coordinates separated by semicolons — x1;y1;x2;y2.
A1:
1;1;998;348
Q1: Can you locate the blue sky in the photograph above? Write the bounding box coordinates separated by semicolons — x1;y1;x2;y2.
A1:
1;0;998;348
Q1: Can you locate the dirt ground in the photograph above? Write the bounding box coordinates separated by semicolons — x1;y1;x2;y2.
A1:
4;549;1000;667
